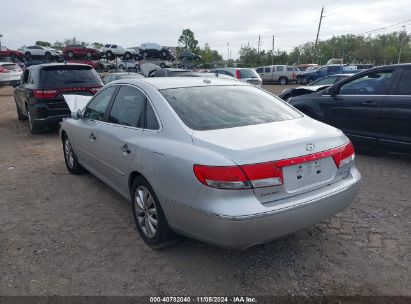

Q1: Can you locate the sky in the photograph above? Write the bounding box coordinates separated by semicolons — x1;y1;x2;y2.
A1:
1;0;410;59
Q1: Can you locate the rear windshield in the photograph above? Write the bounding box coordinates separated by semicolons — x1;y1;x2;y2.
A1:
239;69;259;79
41;66;101;88
160;85;301;131
1;64;19;71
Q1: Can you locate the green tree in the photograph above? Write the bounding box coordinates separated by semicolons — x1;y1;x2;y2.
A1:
178;29;199;52
91;42;104;50
35;40;52;47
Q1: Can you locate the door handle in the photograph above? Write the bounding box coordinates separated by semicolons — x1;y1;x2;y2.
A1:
89;133;96;141
361;100;377;106
121;144;131;154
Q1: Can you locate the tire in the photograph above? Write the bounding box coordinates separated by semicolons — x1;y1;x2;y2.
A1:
131;176;177;248
125;52;131;59
27;105;42;134
67;51;74;58
63;135;84;174
24;52;31;60
106;51;113;60
45;52;52;61
15;100;26;121
280;77;288;85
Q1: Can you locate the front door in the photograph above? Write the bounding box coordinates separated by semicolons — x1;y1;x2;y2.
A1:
321;69;395;147
74;86;118;172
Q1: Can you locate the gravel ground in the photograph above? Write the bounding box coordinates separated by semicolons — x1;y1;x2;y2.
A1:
0;85;410;296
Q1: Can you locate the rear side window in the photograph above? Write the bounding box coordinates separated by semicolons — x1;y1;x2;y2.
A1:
108;86;145;128
395;69;411;95
276;66;284;72
160;85;301;131
256;68;263;73
41;66;102;89
287;67;294;72
264;67;271;73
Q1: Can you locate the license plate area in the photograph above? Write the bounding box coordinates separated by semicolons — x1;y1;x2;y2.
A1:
283;157;336;193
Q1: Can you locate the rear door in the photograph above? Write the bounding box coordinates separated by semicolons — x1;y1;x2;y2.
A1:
96;85;145;195
321;69;395;147
74;86;118;172
378;67;411;151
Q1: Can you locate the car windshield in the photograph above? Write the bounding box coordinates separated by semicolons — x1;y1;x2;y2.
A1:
41;66;101;89
160;85;301;131
239;69;259;79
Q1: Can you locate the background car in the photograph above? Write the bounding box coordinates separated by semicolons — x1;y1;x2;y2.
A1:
279;74;354;100
13;63;103;133
59;77;360;249
209;68;262;86
255;65;303;85
139;43;174;60
0;46;24;62
178;51;201;61
63;44;101;60
0;62;23;87
21;45;61;60
101;44;136;59
148;68;191;77
102;72;144;84
288;64;411;153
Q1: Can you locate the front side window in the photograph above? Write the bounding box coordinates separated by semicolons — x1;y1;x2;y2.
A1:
339;70;394;95
108;86;145;128
264;67;271;73
84;86;117;121
160;85;301;131
311;76;338;86
276;66;284;72
395;69;411;95
256;68;263;73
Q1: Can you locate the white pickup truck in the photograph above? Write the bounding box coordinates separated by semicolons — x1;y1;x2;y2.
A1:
255;65;304;85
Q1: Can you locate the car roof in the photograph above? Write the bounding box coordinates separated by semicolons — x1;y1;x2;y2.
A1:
27;63;92;70
0;62;19;65
120;77;247;90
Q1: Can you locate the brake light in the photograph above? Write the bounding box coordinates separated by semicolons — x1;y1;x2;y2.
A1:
241;162;283;187
193;165;250;189
333;142;355;168
0;66;10;73
235;70;241;79
89;87;100;94
33;90;58;98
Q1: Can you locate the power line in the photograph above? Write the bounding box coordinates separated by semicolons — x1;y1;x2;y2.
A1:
356;18;411;35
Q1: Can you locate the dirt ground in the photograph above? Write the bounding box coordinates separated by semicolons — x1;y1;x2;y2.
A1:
0;85;410;296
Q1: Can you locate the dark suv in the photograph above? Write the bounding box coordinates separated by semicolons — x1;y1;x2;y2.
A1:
63;44;101;60
288;64;411;153
13;63;103;133
178;51;201;61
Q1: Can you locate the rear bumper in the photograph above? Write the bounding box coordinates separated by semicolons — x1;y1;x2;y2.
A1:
31;103;70;126
162;168;361;249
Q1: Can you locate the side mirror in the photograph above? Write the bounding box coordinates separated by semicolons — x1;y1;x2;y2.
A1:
325;86;338;96
10;80;20;88
71;109;83;120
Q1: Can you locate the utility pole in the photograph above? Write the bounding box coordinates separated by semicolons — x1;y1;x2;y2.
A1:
0;34;2;50
257;35;261;55
398;26;406;64
271;36;275;65
313;6;324;63
227;42;230;62
332;35;336;58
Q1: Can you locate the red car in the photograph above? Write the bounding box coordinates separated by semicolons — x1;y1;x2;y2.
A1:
0;46;24;61
63;44;101;60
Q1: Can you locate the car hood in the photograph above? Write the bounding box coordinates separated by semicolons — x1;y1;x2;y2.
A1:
191;117;347;165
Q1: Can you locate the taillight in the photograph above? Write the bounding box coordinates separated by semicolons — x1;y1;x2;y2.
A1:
333;142;355;168
33;90;58;99
235;70;241;79
0;66;10;73
241;162;283;187
194;141;355;190
89;87;100;95
193;165;250;190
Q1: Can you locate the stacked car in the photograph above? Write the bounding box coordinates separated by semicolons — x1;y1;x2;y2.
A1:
139;43;174;61
22;45;61;61
63;44;101;60
0;46;24;62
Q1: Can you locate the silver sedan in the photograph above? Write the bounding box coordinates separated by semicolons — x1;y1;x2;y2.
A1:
59;78;361;249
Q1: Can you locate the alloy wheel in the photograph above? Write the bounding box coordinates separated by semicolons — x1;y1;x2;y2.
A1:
135;186;158;238
64;138;74;169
